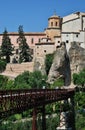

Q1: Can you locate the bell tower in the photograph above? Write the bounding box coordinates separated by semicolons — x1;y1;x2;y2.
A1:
45;13;61;41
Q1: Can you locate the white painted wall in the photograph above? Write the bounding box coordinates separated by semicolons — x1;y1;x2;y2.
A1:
54;37;61;47
62;12;85;52
62;18;81;32
79;31;85;48
83;17;85;30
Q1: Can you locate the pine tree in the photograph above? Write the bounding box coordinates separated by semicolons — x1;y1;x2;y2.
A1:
17;25;32;63
1;29;14;63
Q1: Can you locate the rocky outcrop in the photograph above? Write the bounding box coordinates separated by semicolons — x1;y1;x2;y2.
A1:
69;42;85;76
47;43;71;86
48;42;85;86
33;58;46;75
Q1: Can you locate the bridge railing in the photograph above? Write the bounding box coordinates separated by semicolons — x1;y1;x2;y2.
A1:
0;88;75;118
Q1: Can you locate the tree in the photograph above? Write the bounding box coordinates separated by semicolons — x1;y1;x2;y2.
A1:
28;70;47;89
45;53;54;75
1;29;14;63
14;70;48;89
51;78;64;88
17;25;32;63
73;68;85;88
0;75;8;89
14;71;31;89
73;73;79;85
0;60;7;72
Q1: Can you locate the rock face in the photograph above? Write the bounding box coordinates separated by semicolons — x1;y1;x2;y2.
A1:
47;43;71;86
48;42;85;86
33;58;46;75
69;42;85;76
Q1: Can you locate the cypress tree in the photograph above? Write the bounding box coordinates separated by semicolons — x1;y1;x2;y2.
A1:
17;25;32;63
1;29;14;63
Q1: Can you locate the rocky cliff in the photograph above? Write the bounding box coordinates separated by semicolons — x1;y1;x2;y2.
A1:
33;57;46;75
47;43;71;86
69;42;85;76
48;42;85;86
33;41;85;86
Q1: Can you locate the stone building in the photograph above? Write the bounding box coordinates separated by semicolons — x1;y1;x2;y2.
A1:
0;13;61;63
0;32;46;63
54;36;61;48
1;11;85;78
33;37;55;74
62;12;85;52
34;37;55;58
45;14;61;42
1;12;85;63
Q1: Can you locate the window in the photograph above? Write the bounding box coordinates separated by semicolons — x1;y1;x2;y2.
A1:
16;56;18;59
16;49;19;54
38;38;40;42
31;38;34;44
46;39;48;42
55;22;57;26
44;50;46;53
76;34;78;37
51;22;53;27
66;40;69;43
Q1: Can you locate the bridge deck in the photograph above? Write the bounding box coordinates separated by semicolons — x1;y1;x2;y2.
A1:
0;88;75;118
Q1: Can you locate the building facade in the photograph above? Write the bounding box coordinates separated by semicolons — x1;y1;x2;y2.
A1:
0;32;46;63
62;12;85;52
0;14;61;63
1;12;85;63
34;37;55;58
45;14;61;42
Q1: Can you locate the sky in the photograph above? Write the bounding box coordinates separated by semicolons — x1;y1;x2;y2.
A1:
0;0;85;33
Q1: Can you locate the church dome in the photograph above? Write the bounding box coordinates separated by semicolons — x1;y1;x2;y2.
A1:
48;14;60;20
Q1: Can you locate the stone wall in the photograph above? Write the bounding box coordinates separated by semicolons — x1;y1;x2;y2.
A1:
2;62;34;78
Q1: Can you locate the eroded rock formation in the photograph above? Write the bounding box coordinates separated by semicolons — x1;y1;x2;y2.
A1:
47;43;71;86
48;42;85;86
69;42;85;76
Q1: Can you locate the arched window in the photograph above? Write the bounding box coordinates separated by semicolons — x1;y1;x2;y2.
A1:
38;38;41;42
51;22;53;27
31;38;34;44
55;22;57;26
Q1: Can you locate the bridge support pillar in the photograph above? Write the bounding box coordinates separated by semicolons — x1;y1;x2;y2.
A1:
42;105;46;130
70;96;75;130
32;108;37;130
57;97;75;130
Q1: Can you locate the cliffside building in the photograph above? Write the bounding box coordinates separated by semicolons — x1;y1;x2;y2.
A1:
1;11;85;77
62;12;85;52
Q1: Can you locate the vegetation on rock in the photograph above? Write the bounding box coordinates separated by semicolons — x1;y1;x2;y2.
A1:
45;53;54;75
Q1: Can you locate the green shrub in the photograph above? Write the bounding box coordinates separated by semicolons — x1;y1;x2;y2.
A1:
51;78;64;88
45;53;54;75
0;60;7;72
0;75;8;89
